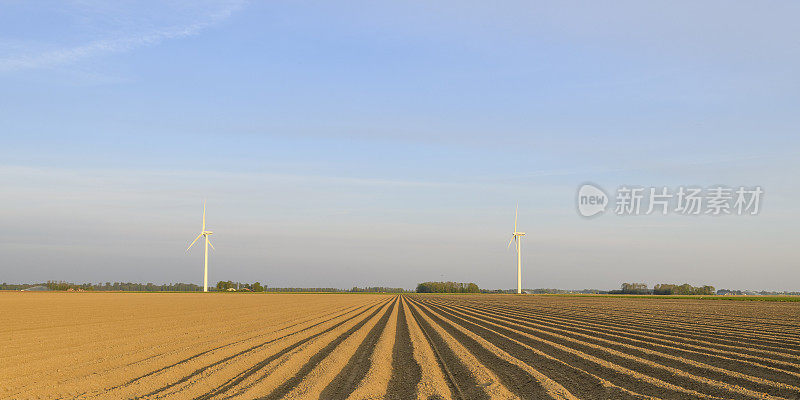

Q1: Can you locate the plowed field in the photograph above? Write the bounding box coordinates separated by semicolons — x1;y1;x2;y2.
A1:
2;292;799;399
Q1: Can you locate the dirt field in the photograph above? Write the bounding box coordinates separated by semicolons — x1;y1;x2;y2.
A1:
1;292;799;399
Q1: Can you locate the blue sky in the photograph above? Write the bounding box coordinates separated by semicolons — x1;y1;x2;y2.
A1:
1;1;798;290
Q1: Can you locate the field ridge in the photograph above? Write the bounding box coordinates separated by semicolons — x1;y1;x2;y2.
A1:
2;292;799;399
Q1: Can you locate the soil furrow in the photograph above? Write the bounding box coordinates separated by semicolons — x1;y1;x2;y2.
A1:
425;299;800;399
115;302;370;393
346;296;402;399
142;299;388;399
416;299;709;399
458;299;800;341
425;299;800;395
526;305;800;342
384;296;422;400
406;297;492;400
400;296;453;400
433;299;800;377
258;299;394;400
441;299;800;363
471;300;800;353
419;299;738;400
318;296;398;399
217;304;393;399
410;298;584;400
6;292;799;400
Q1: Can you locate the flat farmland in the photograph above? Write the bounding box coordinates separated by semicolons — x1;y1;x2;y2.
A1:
1;293;799;399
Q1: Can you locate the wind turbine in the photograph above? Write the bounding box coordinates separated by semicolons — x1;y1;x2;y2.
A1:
187;201;215;292
507;205;526;294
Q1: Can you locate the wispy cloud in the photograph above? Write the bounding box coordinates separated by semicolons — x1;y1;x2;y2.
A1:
0;1;245;72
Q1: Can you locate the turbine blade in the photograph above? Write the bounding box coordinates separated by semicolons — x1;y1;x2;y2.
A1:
507;236;514;249
207;237;215;251
186;234;203;251
515;203;518;232
202;200;206;231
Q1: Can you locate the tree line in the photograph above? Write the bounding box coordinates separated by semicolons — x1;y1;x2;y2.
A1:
416;281;480;293
258;286;407;293
0;283;42;291
42;281;203;291
0;281;409;293
350;286;407;293
611;282;716;295
653;283;716;295
216;282;408;292
717;289;800;296
216;281;264;291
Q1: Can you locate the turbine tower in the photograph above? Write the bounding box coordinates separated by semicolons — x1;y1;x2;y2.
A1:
187;201;215;292
507;205;526;294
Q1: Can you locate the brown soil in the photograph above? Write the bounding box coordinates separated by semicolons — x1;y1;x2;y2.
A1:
2;292;799;399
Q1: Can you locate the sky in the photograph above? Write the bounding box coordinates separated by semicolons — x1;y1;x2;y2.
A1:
1;1;798;291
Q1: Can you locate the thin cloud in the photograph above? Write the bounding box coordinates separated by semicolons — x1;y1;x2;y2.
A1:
0;1;245;72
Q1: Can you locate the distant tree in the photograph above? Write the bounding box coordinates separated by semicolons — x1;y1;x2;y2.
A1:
416;281;480;293
654;284;677;295
620;283;649;294
700;285;715;295
653;283;715;295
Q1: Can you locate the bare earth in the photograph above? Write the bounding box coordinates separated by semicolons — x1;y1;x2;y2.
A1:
1;292;799;399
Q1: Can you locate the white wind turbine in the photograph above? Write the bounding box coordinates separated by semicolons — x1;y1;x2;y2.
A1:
187;201;215;292
507;205;526;294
